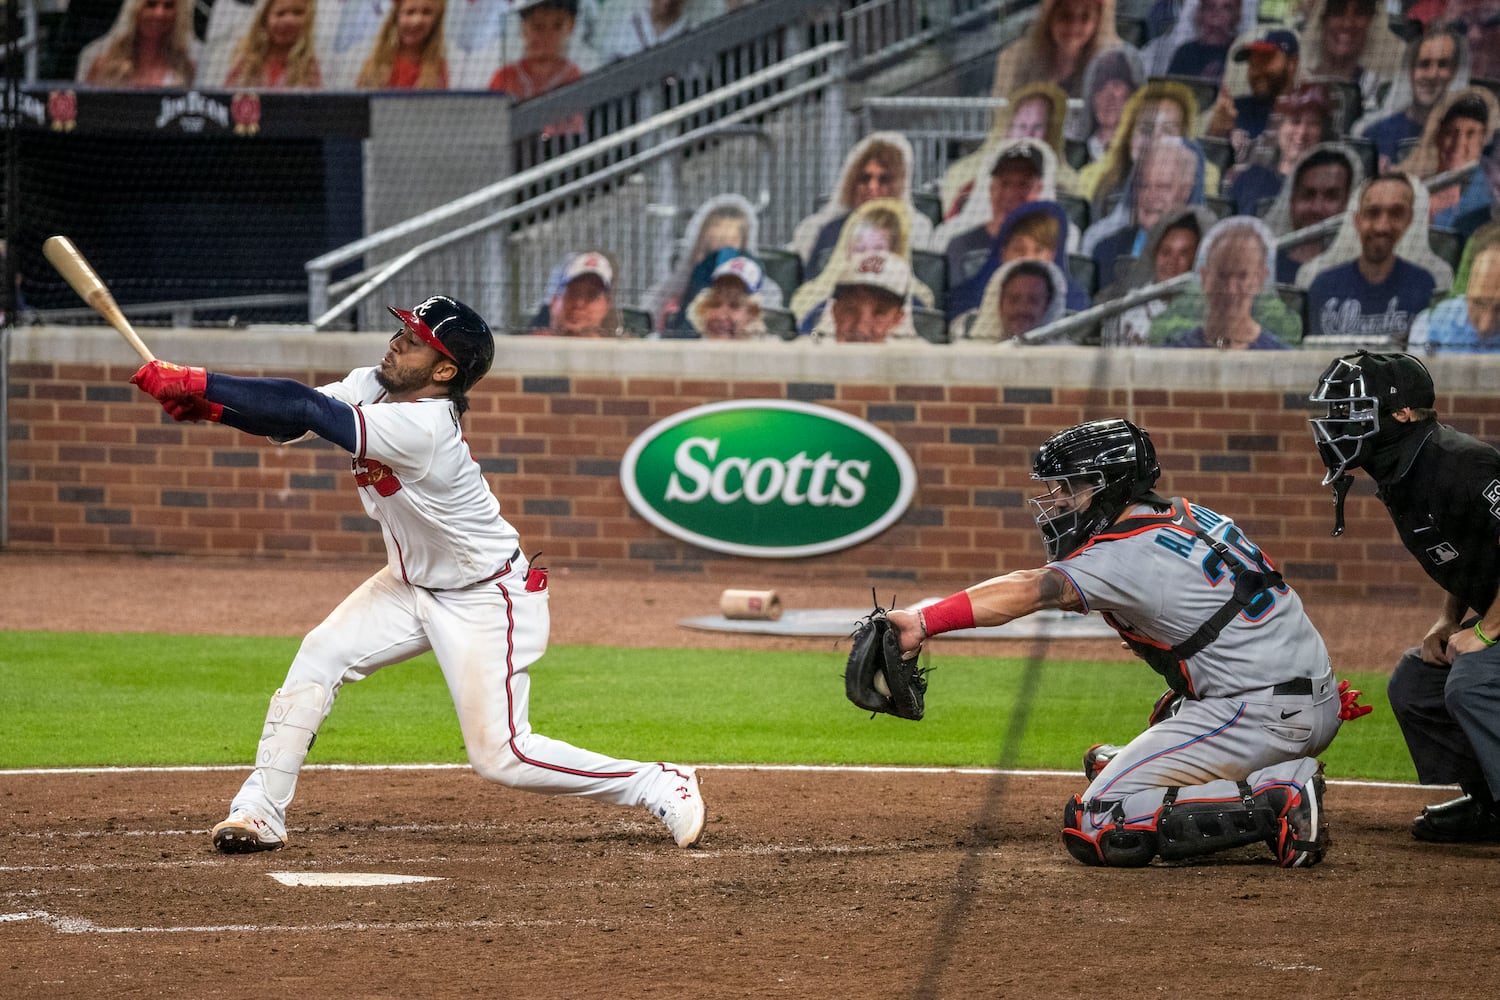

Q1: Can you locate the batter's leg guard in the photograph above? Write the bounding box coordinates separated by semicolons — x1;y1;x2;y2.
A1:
1062;795;1157;868
1156;783;1280;862
253;681;332;810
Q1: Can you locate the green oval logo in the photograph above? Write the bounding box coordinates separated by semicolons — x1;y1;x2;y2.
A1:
620;400;916;558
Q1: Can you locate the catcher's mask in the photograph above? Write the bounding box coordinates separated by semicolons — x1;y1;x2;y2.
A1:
1308;351;1434;486
1030;418;1163;561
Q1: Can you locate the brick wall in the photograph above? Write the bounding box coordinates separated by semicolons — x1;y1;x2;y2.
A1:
7;328;1500;601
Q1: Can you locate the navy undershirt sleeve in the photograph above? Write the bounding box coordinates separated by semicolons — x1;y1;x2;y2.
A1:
204;373;358;453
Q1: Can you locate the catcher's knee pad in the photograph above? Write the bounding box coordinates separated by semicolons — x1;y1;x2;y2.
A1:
1062;795;1157;868
256;682;331;806
1155;784;1279;862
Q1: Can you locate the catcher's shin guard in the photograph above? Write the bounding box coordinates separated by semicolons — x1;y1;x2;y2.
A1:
1063;795;1157;867
253;681;331;808
1155;784;1281;862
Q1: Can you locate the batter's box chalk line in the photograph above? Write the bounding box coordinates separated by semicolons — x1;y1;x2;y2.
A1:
267;872;448;887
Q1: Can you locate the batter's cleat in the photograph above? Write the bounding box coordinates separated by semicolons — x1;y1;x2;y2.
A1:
212;811;286;854
1273;768;1327;868
654;767;706;848
1083;744;1122;782
1411;795;1500;843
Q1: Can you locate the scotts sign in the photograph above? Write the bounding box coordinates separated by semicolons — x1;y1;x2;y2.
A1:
620;400;916;558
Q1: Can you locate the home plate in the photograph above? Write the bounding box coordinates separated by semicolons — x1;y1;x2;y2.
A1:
679;604;1117;640
268;872;447;887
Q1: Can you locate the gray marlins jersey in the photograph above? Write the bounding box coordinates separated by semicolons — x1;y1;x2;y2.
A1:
1047;499;1331;699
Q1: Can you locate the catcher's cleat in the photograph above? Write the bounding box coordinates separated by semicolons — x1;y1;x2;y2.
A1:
1083;744;1122;782
1274;766;1327;868
1411;794;1500;843
654;767;706;848
212;811;286;854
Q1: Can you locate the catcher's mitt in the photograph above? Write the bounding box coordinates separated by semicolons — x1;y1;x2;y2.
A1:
845;598;929;721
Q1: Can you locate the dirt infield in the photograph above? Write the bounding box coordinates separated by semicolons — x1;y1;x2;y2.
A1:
3;553;1496;998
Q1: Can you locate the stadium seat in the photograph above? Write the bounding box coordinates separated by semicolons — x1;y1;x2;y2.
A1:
1207;195;1236;220
758;247;803;297
620;307;654;336
1387;15;1421;43
760;306;799;340
1157;75;1218;113
1276;284;1309;336
1064;138;1090;171
911;249;948;308
1254;195;1276;218
913;190;943;227
1058;192;1091;231
912;307;949;344
1344;135;1378;182
1396;135;1421;162
1199;136;1235;178
1115;16;1148;47
1068;254;1099;295
1429;227;1465;272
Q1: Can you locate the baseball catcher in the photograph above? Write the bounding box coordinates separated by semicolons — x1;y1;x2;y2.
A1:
845;596;930;720
874;418;1369;869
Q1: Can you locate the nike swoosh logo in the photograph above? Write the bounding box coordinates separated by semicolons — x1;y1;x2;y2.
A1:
1280;709;1301;719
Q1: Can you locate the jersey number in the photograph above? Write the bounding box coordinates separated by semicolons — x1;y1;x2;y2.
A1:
1200;526;1284;620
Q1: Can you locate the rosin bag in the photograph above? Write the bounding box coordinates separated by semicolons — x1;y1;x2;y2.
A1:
719;589;783;621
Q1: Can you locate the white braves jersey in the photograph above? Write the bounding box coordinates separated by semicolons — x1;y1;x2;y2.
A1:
317;367;519;590
1048;500;1331;698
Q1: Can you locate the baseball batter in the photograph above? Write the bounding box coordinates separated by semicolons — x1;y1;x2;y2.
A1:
128;295;706;853
886;418;1360;868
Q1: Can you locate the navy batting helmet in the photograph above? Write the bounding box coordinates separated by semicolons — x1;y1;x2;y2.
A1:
1308;351;1434;485
1030;419;1163;560
388;295;494;398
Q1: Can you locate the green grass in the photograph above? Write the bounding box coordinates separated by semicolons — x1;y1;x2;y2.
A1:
0;632;1417;781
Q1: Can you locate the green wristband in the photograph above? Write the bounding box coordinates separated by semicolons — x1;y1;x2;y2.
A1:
1476;622;1498;648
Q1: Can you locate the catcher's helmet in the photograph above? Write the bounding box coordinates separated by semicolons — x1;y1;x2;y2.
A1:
388;295;494;396
1030;418;1163;561
1308;351;1434;485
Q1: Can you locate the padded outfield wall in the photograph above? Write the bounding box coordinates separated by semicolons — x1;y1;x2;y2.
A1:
6;325;1500;602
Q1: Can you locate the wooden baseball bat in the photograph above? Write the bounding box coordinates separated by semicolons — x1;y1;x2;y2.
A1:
42;235;156;362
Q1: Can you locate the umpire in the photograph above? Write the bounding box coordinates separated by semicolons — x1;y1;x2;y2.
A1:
1310;351;1500;843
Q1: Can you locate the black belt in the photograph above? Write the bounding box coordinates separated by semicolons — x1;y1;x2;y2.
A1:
1272;677;1313;696
471;548;523;586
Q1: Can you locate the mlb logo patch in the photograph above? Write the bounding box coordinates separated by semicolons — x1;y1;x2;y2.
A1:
1427;542;1459;565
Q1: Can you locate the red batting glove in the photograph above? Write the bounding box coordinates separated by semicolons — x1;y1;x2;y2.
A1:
1338;679;1373;721
130;361;207;402
162;396;223;423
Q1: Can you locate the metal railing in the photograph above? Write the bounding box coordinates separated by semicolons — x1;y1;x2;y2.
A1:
308;43;849;330
20;292;309;329
843;0;1012;76
506;0;849;169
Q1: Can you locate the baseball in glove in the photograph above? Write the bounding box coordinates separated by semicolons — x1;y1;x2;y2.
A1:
845;595;930;721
